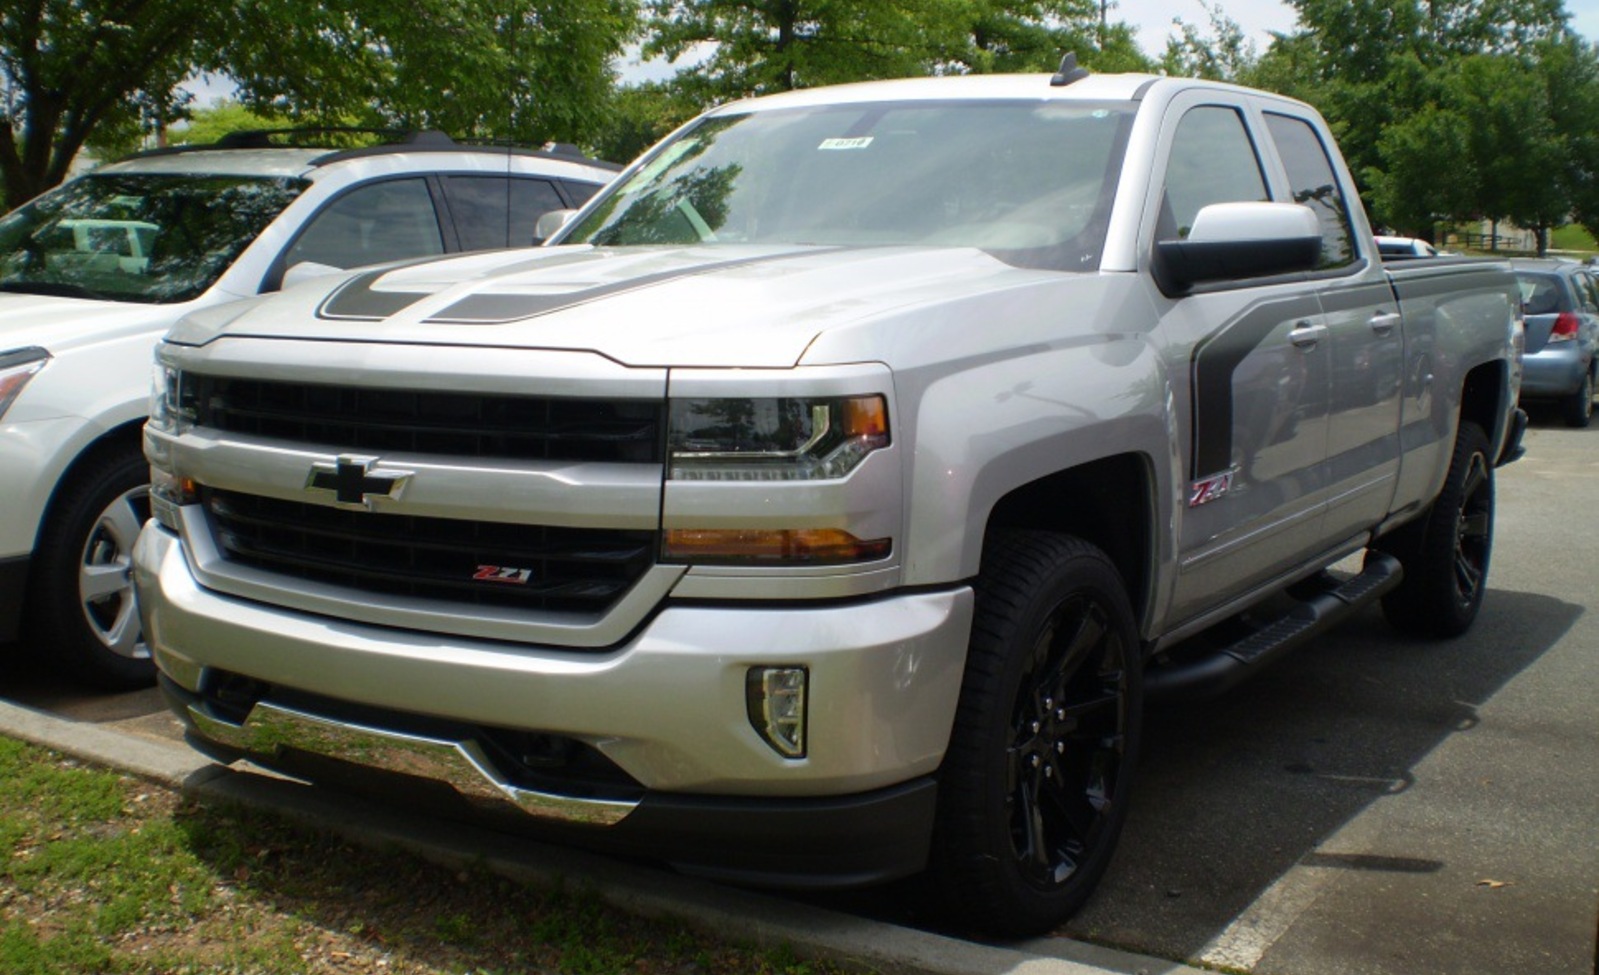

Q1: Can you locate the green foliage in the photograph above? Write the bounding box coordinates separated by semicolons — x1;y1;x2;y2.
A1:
0;0;218;203
172;101;285;146
1162;0;1259;81
642;0;1151;106
590;82;701;165
1230;0;1594;251
2;0;640;205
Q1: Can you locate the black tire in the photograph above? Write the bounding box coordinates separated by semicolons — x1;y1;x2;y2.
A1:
933;531;1141;937
1562;368;1593;428
25;441;156;690
1375;421;1493;638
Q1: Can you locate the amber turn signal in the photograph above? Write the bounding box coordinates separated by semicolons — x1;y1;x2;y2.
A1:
662;528;891;564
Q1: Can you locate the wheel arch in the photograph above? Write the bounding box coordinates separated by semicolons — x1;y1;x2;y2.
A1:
982;453;1158;635
1458;358;1510;460
32;419;148;552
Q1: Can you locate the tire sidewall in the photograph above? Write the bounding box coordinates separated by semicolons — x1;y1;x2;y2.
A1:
26;442;156;689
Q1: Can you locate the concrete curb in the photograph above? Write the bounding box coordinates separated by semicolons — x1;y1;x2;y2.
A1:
0;698;1204;975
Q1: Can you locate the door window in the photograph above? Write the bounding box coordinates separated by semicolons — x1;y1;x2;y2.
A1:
1263;113;1358;270
443;176;566;251
285;178;444;270
1158;106;1268;241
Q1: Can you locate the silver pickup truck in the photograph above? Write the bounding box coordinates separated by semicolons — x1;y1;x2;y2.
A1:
134;68;1525;936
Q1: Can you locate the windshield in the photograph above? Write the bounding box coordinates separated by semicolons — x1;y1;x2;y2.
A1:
564;99;1136;272
0;173;307;304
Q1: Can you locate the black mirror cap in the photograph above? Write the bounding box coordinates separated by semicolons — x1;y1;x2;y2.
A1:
1154;235;1323;296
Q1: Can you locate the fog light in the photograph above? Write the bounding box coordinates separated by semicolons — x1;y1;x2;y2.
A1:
747;666;808;759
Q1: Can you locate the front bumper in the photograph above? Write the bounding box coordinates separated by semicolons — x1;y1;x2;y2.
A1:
136;522;972;879
159;676;940;887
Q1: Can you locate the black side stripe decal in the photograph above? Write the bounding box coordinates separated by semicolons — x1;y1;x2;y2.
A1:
1189;295;1320;480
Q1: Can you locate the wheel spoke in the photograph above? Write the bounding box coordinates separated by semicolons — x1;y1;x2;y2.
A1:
99;493;147;552
80;562;130;602
101;603;143;657
1042;757;1101;844
1059;689;1120;734
1455;551;1483;595
1459;459;1487;503
1459;512;1490;540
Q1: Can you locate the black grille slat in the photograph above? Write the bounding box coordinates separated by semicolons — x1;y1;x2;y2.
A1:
205;490;653;616
194;377;663;463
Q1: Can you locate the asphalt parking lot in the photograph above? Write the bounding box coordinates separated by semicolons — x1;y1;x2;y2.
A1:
3;415;1597;975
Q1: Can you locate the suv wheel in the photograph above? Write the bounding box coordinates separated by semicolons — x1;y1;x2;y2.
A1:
933;531;1141;937
26;442;155;689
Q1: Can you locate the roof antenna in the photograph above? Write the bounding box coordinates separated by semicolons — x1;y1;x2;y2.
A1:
1050;51;1091;87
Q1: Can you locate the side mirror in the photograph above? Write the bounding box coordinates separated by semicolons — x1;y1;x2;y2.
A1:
1154;202;1322;295
280;261;343;290
533;209;578;246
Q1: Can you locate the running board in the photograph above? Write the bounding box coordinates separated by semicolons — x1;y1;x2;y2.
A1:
1145;552;1403;701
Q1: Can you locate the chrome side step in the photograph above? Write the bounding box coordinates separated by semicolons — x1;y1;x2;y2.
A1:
186;699;637;827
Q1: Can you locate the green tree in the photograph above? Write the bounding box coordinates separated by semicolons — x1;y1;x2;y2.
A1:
959;0;1151;74
1;0;638;208
1255;0;1573;237
590;81;701;165
1161;0;1259;81
644;0;973;99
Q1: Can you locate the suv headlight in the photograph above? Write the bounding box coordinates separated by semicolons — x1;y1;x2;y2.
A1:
667;395;889;481
0;347;50;420
148;358;196;435
146;355;198;530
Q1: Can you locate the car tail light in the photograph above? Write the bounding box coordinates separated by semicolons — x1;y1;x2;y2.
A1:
1550;311;1580;342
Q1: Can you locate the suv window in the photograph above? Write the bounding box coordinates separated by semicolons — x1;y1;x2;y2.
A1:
0;173;305;304
443;176;565;251
1264;113;1357;270
285;178;444;270
1158;106;1268;240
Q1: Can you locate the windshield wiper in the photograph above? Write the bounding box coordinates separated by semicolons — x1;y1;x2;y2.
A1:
0;280;116;301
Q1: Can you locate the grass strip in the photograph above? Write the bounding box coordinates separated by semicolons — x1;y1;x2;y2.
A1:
0;736;843;975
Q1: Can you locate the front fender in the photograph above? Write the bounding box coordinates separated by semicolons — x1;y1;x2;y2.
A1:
900;334;1178;587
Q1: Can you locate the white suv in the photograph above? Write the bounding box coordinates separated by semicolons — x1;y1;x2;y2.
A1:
0;131;617;687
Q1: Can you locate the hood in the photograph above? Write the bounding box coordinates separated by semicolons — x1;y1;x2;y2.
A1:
0;291;182;355
182;244;1060;368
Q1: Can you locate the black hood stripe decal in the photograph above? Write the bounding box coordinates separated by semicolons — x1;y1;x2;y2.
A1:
316;251;608;322
317;268;431;321
423;248;840;325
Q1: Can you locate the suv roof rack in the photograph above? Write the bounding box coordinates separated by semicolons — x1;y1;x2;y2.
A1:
125;128;621;171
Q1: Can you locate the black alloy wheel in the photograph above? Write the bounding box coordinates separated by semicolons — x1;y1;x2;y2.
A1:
934;531;1141;937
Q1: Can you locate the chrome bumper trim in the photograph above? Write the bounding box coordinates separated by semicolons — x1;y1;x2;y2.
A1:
186;700;637;827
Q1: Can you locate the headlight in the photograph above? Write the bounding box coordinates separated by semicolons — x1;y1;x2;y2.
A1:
0;347;50;421
147;353;198;531
668;395;889;481
148;357;195;434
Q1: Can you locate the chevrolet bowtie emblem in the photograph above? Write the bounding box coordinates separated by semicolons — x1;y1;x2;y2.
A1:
306;455;412;509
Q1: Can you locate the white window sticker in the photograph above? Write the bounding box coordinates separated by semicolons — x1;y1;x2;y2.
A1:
818;137;874;151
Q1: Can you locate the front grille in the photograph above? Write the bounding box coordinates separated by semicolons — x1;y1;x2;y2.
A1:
204;489;654;616
192;377;663;463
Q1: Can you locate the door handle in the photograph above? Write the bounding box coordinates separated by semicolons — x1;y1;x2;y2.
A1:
1289;321;1328;349
1369;311;1401;336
